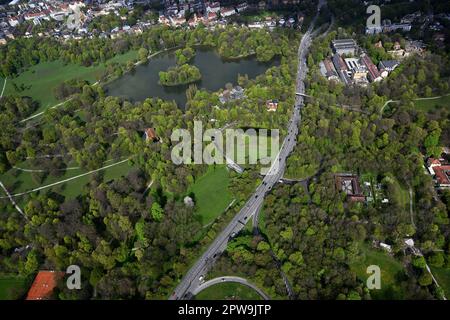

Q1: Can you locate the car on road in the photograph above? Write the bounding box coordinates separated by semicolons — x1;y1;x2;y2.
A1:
199;275;204;282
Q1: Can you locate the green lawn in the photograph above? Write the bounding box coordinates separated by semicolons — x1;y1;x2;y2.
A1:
0;275;30;300
430;266;450;298
413;94;450;112
350;243;406;299
188;165;233;226
4;50;138;114
195;282;262;300
0;159;133;204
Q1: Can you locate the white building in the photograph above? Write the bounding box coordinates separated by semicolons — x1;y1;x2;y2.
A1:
206;2;220;14
220;7;236;17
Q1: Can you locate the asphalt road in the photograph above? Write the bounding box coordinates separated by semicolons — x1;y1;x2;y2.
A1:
170;0;325;300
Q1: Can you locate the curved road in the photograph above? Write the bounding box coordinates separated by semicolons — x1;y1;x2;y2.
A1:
192;276;270;300
170;0;325;300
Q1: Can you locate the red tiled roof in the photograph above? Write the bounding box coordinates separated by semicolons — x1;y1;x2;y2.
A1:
207;12;217;20
427;157;441;166
434;165;450;186
335;174;365;201
145;128;157;141
26;271;64;300
361;54;380;80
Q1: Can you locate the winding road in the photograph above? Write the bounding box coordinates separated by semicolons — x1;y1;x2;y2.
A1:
169;0;326;300
192;276;270;300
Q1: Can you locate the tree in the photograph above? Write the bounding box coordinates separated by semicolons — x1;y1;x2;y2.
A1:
412;256;427;269
151;202;164;222
418;271;432;287
138;48;149;62
23;251;39;276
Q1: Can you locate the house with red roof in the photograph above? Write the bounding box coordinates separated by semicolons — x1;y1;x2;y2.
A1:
144;128;159;142
426;157;450;188
335;174;366;202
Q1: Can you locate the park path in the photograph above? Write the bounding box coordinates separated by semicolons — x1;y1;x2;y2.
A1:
20;98;74;123
0;77;6;98
13;165;80;172
0;157;131;199
18;46;177;124
0;180;28;220
380;93;450;116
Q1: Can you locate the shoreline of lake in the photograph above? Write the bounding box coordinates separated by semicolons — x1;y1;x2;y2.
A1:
105;47;280;108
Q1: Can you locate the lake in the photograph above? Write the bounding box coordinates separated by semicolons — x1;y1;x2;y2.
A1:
105;47;279;108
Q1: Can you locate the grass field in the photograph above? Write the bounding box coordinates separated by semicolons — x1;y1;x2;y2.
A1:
188;165;233;226
195;282;262;300
350;243;406;299
0;275;30;300
430;266;450;298
0;158;133;204
3;50;138;114
414;94;450;112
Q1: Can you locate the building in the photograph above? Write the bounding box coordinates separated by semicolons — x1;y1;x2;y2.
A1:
236;2;248;13
365;25;382;35
266;99;278;112
374;40;383;48
206;11;217;22
319;58;339;81
206;2;220;14
144;128;159;142
433;33;445;43
332;53;350;85
184;196;194;207
360;54;381;82
405;40;426;56
170;15;186;26
335;174;366;202
220;7;236;17
383;23;411;33
380;242;392;253
427;157;442;175
331;39;357;56
343;57;367;83
219;86;245;104
426;157;450;188
433;165;450;188
378;60;399;78
8;16;20;27
26;271;64;300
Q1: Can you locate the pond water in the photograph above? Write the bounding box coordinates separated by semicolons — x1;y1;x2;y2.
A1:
105;47;279;108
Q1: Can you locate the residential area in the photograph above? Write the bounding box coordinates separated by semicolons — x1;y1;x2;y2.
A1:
0;0;305;44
